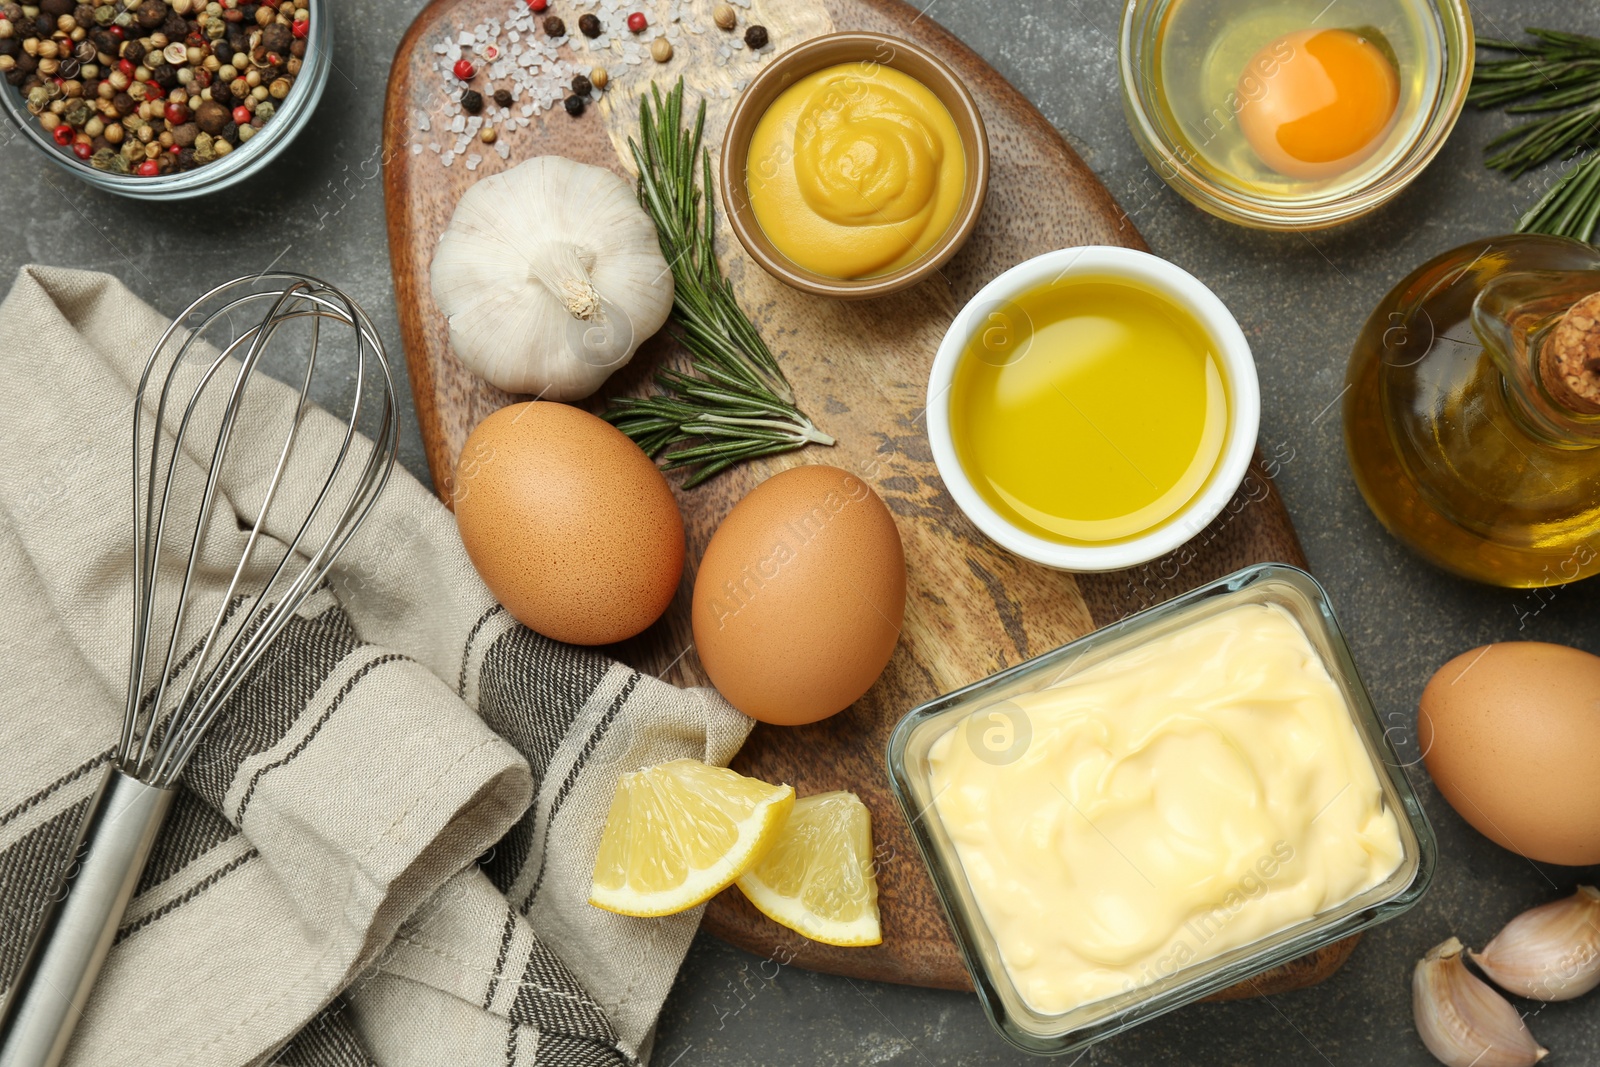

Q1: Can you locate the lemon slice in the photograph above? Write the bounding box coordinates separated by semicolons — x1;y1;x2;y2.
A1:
736;791;882;947
588;759;794;917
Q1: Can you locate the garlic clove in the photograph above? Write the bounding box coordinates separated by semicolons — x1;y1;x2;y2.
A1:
1413;937;1548;1067
1472;886;1600;1002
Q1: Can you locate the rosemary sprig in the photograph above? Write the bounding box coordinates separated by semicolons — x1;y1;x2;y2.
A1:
1472;28;1600;240
604;79;833;487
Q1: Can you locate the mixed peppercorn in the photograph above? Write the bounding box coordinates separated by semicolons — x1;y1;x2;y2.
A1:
0;0;310;177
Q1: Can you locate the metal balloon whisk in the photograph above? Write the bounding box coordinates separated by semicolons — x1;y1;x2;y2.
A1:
0;275;398;1067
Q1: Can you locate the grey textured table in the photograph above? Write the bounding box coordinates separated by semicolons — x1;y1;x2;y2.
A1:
3;1;1596;1064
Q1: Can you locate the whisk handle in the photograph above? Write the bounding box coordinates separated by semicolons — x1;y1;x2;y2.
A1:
0;767;176;1067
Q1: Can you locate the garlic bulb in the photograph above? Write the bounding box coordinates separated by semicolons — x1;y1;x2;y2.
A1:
1473;886;1600;1002
430;156;674;400
1413;937;1547;1067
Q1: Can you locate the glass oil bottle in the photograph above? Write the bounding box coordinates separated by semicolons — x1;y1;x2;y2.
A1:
1343;234;1600;588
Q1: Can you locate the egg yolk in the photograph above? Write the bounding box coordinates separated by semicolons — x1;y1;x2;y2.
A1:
1236;28;1399;180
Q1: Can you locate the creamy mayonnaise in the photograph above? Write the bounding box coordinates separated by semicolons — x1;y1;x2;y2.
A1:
928;602;1404;1015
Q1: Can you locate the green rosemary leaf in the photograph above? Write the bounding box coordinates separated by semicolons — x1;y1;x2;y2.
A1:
1474;27;1600;239
602;79;834;485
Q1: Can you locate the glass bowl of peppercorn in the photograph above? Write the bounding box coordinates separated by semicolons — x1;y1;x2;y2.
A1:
0;0;328;200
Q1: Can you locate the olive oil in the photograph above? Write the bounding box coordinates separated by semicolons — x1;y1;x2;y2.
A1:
1344;236;1600;588
948;278;1228;545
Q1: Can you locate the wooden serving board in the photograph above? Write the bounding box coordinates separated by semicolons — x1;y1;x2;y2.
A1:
384;0;1353;998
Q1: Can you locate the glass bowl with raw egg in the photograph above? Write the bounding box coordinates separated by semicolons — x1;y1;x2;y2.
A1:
719;32;990;299
925;245;1260;572
1119;0;1473;230
886;563;1437;1055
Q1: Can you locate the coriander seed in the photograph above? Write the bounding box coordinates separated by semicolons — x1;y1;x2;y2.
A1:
589;65;607;90
650;36;672;62
712;4;735;30
480;126;495;144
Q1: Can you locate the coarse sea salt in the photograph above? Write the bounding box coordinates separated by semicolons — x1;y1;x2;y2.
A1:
418;0;776;173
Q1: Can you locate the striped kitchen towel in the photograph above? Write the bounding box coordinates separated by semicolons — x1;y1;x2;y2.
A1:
0;266;750;1067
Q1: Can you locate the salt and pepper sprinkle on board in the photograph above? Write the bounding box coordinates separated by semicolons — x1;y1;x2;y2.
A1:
415;0;776;172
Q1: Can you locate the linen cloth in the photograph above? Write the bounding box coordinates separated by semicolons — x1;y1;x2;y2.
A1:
0;266;750;1066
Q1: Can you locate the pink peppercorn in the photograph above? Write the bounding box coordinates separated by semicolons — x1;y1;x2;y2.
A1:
453;58;476;80
627;11;647;32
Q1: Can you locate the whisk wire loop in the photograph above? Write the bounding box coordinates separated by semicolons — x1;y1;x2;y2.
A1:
122;275;397;788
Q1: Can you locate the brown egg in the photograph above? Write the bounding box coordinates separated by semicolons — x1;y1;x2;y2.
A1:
1419;642;1600;865
692;465;905;725
454;401;684;645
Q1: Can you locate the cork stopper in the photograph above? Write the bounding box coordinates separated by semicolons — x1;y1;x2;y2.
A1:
1541;291;1600;415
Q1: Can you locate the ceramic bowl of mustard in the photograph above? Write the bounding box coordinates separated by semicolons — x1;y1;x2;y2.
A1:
719;32;989;300
1119;0;1473;230
887;563;1437;1055
926;245;1260;572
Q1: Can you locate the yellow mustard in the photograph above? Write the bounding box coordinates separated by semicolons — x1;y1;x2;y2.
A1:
928;603;1404;1015
746;62;965;279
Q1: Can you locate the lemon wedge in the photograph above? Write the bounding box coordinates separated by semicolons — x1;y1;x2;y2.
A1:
588;759;794;918
736;791;882;947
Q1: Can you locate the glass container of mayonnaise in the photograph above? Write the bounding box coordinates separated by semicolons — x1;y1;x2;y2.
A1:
887;563;1434;1055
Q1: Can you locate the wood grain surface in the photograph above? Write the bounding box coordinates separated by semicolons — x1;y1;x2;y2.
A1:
383;0;1354;998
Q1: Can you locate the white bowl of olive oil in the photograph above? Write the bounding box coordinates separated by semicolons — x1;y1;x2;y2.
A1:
926;247;1260;572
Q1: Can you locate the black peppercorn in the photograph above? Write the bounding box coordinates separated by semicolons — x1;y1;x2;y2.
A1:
492;88;512;108
744;25;768;49
177;146;197;170
194;99;228;134
543;15;565;37
261;23;292;54
460;88;483;114
578;13;601;37
90;29;118;56
35;14;56;36
211;39;233;64
563;94;584;117
4;70;25;88
220;121;238;145
135;0;168;31
122;41;146;66
150;62;179;89
161;12;186;38
570;73;591;97
38;0;72;15
0;39;17;60
73;3;94;24
112;91;137;117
